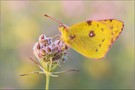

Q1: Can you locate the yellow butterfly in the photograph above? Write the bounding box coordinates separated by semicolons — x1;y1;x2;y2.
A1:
44;14;124;59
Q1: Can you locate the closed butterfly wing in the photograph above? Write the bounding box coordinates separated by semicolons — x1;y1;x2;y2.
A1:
59;19;124;59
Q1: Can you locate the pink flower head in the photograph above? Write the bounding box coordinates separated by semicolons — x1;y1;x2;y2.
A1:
33;34;68;62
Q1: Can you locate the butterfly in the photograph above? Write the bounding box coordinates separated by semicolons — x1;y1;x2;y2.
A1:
44;14;124;59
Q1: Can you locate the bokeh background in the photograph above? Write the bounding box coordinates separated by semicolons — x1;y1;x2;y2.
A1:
0;1;134;89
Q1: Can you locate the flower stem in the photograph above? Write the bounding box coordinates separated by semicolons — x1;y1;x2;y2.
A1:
45;59;52;90
45;74;50;90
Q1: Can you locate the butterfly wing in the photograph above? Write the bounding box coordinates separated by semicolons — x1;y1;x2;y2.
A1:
100;19;124;42
61;19;124;59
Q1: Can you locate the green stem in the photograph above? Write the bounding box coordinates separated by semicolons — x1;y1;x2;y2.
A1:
45;59;52;90
45;74;50;90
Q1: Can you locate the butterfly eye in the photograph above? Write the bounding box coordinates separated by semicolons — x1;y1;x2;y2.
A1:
59;24;68;29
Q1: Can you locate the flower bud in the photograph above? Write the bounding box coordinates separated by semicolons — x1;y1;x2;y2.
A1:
55;40;61;45
47;38;52;45
46;46;51;52
41;49;46;56
39;34;46;42
51;45;58;52
33;42;40;54
54;46;58;51
52;54;61;61
37;43;40;50
41;39;49;46
62;44;68;51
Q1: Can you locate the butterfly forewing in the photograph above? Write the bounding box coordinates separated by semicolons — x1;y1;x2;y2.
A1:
63;21;113;59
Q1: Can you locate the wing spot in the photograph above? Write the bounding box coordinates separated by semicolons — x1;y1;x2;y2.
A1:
96;49;98;52
89;31;95;37
87;20;92;25
109;19;113;22
102;39;105;42
97;24;99;27
99;44;101;47
69;35;76;40
101;28;104;31
110;26;113;29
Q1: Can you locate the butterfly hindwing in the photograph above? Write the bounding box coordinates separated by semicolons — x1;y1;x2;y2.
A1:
100;19;124;42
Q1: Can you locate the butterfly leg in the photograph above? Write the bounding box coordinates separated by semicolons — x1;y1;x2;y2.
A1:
51;34;61;40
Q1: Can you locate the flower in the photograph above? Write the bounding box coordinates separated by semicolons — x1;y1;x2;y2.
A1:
21;34;78;90
33;34;68;63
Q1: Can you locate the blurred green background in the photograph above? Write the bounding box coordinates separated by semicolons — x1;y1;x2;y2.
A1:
0;1;134;89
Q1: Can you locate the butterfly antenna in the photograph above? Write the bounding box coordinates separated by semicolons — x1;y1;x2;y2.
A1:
44;14;63;25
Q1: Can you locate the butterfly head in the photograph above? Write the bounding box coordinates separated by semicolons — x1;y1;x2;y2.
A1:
44;14;69;33
58;24;69;32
